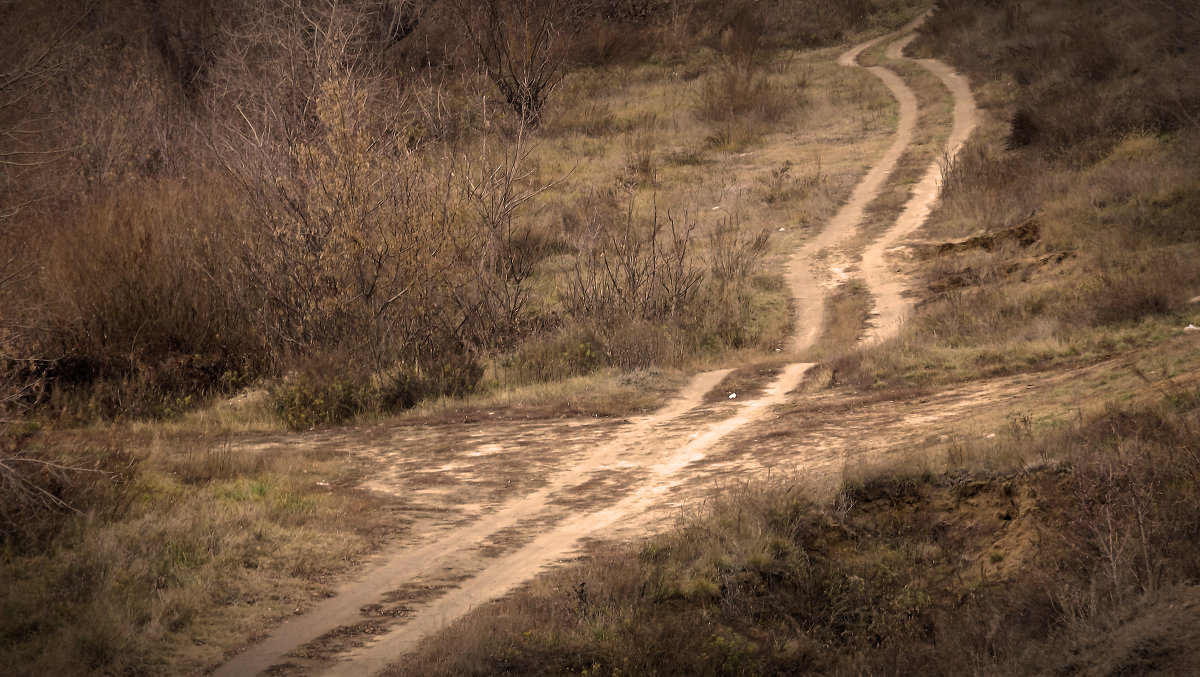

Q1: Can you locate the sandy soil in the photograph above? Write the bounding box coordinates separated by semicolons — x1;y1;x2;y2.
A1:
212;13;981;677
859;33;978;343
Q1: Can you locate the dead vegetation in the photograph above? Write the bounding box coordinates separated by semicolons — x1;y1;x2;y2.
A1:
0;0;921;429
8;0;1198;674
0;1;932;674
820;0;1200;390
395;379;1200;676
382;0;1200;673
0;436;403;675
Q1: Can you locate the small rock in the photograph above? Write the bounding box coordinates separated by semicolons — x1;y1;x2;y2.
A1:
1185;324;1199;332
728;393;737;399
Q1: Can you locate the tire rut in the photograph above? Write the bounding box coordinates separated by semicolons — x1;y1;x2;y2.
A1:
860;31;978;342
214;12;976;676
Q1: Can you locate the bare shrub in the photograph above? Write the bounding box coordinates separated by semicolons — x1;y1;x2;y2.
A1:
694;66;793;125
1087;251;1197;326
205;0;393;147
454;0;576;128
695;64;801;149
0;445;135;548
548;102;618;137
564;14;654;66
506;324;607;384
28;178;260;420
450;128;560;353
620;131;658;188
561;191;704;325
707;218;769;284
217;75;458;369
918;0;1200;158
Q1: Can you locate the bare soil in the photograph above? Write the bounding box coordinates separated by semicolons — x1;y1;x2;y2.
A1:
212;13;985;676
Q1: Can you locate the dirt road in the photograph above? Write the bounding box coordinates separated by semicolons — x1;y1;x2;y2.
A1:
213;14;977;677
860;33;977;343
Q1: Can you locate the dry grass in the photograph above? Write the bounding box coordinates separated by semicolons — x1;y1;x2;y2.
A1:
0;2;910;430
0;5;921;670
824;0;1200;392
827;128;1200;391
809;278;873;358
380;1;1200;673
0;435;402;676
393;377;1200;676
409;367;687;421
20;1;1199;674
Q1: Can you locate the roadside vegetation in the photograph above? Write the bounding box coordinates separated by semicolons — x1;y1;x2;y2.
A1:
0;0;922;433
5;0;1197;673
397;380;1200;675
0;0;928;673
819;0;1200;389
390;0;1200;673
0;437;402;675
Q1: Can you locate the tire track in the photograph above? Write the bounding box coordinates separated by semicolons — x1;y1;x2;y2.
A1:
213;13;975;676
323;363;814;677
860;32;978;342
785;17;921;357
213;369;731;677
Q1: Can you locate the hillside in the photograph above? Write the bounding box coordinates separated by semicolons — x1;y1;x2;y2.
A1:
2;0;1199;675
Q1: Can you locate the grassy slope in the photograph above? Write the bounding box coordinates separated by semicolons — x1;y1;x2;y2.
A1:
0;4;925;674
391;0;1200;674
0;438;407;676
4;0;1198;673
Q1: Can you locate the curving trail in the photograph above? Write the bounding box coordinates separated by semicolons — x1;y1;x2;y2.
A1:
785;13;922;357
859;33;978;343
213;12;976;677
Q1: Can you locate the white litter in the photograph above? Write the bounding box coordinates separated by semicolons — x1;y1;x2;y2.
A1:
728;393;737;399
778;227;785;231
1186;324;1199;332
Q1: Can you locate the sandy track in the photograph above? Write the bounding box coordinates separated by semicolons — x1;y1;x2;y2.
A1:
215;370;729;676
860;34;978;342
213;14;976;676
785;27;919;357
323;362;815;677
215;363;816;677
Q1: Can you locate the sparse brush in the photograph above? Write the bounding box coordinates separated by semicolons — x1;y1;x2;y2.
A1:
0;437;399;675
397;384;1200;676
832;0;1200;392
694;65;801;149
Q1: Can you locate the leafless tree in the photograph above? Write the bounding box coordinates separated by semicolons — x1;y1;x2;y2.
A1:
454;0;576;128
1;3;93;422
564;191;705;323
203;1;469;372
449;125;561;351
0;3;91;222
0;4;97;534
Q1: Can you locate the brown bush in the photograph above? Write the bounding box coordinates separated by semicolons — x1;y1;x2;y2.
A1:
918;0;1200;159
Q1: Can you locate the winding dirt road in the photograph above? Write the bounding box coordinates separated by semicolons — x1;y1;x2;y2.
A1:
213;13;976;677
